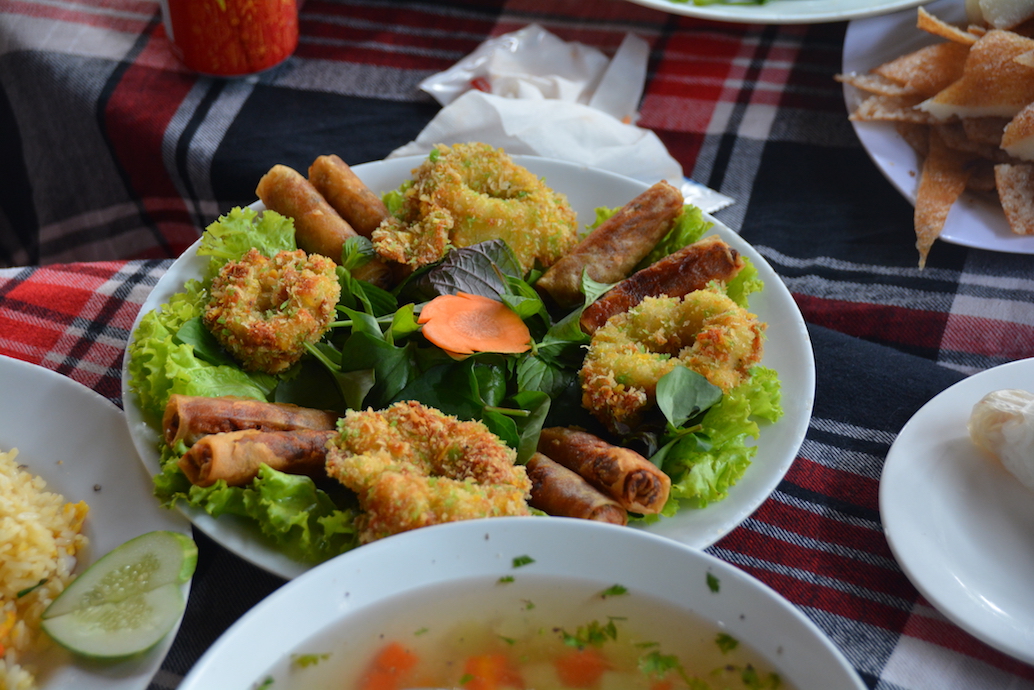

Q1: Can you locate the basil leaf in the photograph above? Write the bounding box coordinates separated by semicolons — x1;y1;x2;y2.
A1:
655;366;723;429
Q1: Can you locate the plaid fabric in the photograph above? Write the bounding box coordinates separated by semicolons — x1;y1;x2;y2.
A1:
3;0;1034;688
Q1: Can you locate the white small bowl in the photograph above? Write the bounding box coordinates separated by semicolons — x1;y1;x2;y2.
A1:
180;517;864;689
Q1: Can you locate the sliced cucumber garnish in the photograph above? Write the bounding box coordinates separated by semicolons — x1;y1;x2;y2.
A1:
42;530;197;659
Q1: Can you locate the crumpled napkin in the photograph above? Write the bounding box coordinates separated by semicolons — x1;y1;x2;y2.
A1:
389;24;734;214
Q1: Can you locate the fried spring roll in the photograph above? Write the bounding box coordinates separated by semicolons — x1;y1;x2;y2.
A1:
163;395;340;448
257;164;393;288
579;235;744;334
537;181;684;309
526;453;627;525
308;155;390;238
256;164;358;261
178;429;336;487
537;427;670;514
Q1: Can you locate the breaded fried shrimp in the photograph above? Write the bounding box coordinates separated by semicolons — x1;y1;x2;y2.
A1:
203;248;340;374
373;143;579;273
325;401;532;543
580;288;765;433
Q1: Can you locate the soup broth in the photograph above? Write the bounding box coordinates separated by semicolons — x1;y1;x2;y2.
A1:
257;574;790;690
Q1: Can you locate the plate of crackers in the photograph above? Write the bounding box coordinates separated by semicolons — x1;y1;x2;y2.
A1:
840;0;1034;265
622;0;926;25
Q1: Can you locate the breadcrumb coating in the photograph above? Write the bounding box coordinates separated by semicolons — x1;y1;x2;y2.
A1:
325;401;532;543
203;248;340;374
372;143;579;273
580;288;765;433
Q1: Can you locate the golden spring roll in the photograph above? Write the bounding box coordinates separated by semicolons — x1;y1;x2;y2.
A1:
537;181;684;309
308;154;390;238
256;163;358;261
257;164;393;288
163;395;340;448
537;427;670;514
526;453;627;525
178;429;336;487
579;235;743;335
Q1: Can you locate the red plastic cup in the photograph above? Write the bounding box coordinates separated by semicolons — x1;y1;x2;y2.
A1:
160;0;299;77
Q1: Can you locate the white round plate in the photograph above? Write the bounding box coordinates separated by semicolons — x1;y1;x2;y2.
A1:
122;155;815;580
178;517;864;689
880;358;1034;664
843;0;1034;255
624;0;925;24
0;355;192;689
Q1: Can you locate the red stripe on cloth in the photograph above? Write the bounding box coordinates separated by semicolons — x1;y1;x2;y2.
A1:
902;607;1034;680
785;454;879;513
941;312;1034;361
725;501;914;600
103;26;199;260
0;0;154;34
794;294;950;352
0;264;128;378
727;551;914;632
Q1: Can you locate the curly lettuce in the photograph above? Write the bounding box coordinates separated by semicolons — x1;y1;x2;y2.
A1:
127;208;357;564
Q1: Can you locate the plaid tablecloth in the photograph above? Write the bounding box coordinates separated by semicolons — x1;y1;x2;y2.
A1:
3;0;1034;688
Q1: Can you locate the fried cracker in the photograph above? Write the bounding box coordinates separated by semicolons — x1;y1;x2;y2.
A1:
995;163;1034;233
836;72;917;97
1002;101;1034;160
914;131;973;268
961;116;1010;145
872;41;970;97
920;30;1034;119
851;94;935;123
917;7;980;44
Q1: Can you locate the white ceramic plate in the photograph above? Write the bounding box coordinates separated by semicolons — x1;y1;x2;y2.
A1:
121;155;815;580
880;358;1034;664
178;517;864;689
843;0;1034;255
624;0;925;24
0;355;192;689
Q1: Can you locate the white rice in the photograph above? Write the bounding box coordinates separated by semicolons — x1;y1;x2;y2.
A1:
0;448;88;690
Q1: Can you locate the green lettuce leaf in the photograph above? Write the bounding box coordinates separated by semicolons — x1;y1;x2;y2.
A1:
197;206;295;278
652;365;783;513
182;466;359;563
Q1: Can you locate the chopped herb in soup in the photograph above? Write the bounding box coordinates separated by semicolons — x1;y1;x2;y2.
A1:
261;576;787;690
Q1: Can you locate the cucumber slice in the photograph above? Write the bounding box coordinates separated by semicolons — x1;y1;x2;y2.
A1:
41;530;197;658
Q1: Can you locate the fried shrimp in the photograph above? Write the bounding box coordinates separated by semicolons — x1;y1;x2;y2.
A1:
203;248;341;374
580;288;765;433
373;143;579;273
325;401;532;543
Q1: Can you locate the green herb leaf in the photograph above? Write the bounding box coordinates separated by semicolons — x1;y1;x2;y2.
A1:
512;555;535;568
599;584;628;598
656;366;723;429
706;572;720;593
716;632;739;653
290;652;329;668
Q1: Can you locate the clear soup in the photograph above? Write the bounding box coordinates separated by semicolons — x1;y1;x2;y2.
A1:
257;574;789;690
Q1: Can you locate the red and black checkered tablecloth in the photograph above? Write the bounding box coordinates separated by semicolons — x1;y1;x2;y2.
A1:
3;0;1034;688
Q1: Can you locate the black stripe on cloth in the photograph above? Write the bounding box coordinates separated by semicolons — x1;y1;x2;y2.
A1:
704;23;781;197
0;77;39;267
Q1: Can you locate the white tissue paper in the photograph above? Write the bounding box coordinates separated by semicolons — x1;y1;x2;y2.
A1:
389;24;734;214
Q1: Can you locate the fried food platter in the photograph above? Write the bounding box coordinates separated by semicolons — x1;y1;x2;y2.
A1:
121;155;815;580
842;0;1034;255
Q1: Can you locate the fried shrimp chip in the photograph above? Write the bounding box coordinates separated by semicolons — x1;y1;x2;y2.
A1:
580;289;765;433
373;143;579;274
203;248;340;374
325;401;532;543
